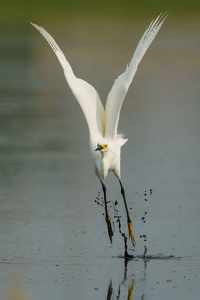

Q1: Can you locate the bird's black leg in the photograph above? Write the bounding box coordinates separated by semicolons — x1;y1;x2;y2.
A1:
119;179;135;246
100;179;113;243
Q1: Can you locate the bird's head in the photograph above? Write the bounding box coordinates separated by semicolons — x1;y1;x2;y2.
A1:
95;143;108;152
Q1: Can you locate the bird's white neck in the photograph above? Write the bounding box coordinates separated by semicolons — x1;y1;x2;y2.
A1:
99;151;109;180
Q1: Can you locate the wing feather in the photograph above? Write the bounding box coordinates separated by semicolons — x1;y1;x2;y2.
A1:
105;12;168;139
30;23;104;138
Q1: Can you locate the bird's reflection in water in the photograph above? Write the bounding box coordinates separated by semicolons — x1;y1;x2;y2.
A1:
106;255;152;300
106;280;134;300
128;281;134;300
106;257;148;300
107;253;180;299
106;281;113;300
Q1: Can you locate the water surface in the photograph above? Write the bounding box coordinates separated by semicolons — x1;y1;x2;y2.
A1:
0;17;200;299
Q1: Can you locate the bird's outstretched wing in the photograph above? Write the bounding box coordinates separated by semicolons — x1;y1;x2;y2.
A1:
104;12;168;139
30;23;104;138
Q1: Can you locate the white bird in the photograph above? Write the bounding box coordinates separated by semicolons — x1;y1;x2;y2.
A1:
31;13;167;245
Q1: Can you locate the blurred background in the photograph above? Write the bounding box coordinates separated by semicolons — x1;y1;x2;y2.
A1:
1;0;200;33
0;1;200;300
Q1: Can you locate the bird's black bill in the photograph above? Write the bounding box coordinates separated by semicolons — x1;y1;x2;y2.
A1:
95;145;104;151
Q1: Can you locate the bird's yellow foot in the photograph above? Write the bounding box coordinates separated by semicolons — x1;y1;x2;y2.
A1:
106;216;113;243
128;221;135;246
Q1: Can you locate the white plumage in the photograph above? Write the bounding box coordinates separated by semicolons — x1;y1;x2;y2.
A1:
31;12;167;246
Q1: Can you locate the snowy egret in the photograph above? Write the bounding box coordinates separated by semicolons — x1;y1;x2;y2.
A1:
31;13;167;246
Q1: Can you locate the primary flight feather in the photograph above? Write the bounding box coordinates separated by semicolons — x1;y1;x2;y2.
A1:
31;13;167;248
105;13;167;139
